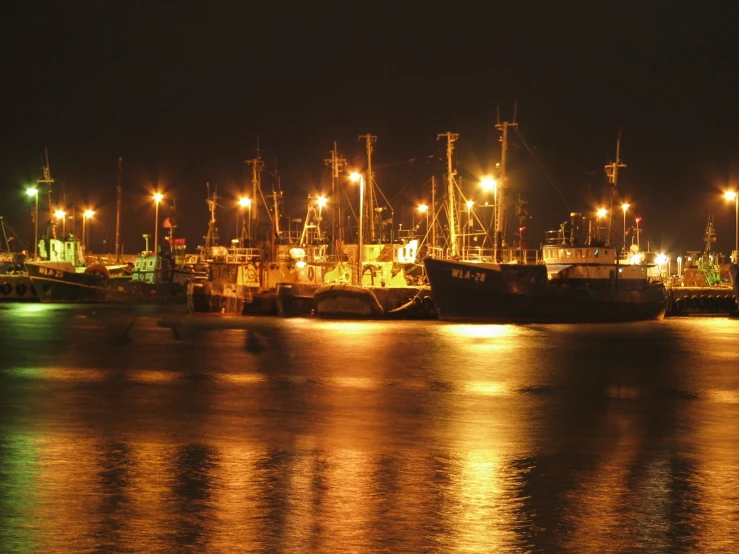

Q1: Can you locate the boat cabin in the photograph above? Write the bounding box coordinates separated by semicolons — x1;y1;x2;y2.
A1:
37;236;86;267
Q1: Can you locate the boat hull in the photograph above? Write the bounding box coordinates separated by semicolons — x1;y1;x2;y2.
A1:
313;283;436;319
275;282;318;317
26;262;111;302
423;257;667;323
187;281;277;316
0;274;37;302
665;286;737;316
26;262;188;304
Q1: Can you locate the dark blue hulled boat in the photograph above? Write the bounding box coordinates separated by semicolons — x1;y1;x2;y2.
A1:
424;212;667;324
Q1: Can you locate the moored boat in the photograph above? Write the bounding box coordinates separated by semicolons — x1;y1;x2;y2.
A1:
424;212;667;323
313;281;435;319
0;262;36;302
25;234;131;302
663;217;738;316
26;234;201;304
311;241;435;319
0;218;38;302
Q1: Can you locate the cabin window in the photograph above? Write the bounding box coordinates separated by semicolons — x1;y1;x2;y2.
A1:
575;249;582;258
566;250;572;258
594;249;599;257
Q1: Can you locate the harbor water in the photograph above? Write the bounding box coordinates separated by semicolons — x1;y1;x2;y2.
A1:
1;304;738;553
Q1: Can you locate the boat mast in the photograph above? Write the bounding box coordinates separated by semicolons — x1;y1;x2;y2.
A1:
604;131;626;248
431;175;437;253
438;132;459;257
495;111;518;262
271;158;281;240
358;134;377;242
37;148;54;222
115;157;123;262
203;182;219;252
245;142;264;243
325;141;346;251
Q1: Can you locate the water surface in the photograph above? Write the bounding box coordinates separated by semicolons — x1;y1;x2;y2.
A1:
1;304;738;552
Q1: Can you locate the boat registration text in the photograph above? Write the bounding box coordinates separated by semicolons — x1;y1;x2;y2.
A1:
451;268;486;282
38;267;64;279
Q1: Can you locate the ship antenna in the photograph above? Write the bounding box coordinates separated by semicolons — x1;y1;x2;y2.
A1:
115;157;123;262
604;129;627;248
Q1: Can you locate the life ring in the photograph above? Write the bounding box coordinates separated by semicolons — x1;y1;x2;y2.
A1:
335;239;343;252
85;264;110;279
246;263;257;281
308;266;315;281
1;283;11;295
16;283;27;296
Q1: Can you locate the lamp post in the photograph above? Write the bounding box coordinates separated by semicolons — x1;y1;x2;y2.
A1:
621;203;630;249
153;192;163;253
82;209;95;251
725;190;738;262
349;172;364;286
238;197;251;246
55;209;67;237
26;187;39;258
635;217;641;251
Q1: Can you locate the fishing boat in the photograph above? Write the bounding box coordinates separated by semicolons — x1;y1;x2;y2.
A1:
423;124;667;323
25;232;201;303
187;175;308;316
309;136;436;319
0;217;36;301
24;232;131;302
0;256;36;301
424;211;667;323
102;244;205;304
664;217;738;316
312;240;435;319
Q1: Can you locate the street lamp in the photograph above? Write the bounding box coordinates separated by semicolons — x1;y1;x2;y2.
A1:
621;203;630;249
238;197;251;246
83;209;95;251
349;172;364;286
153;192;163;253
54;209;67;237
26;187;39;258
635;217;642;251
725;190;738;262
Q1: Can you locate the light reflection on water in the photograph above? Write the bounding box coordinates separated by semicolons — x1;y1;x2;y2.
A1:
1;304;739;552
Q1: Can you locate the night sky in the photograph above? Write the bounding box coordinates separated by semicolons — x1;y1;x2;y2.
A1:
2;1;738;258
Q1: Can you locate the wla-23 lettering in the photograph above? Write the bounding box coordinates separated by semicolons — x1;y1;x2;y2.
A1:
39;267;64;279
451;268;486;282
